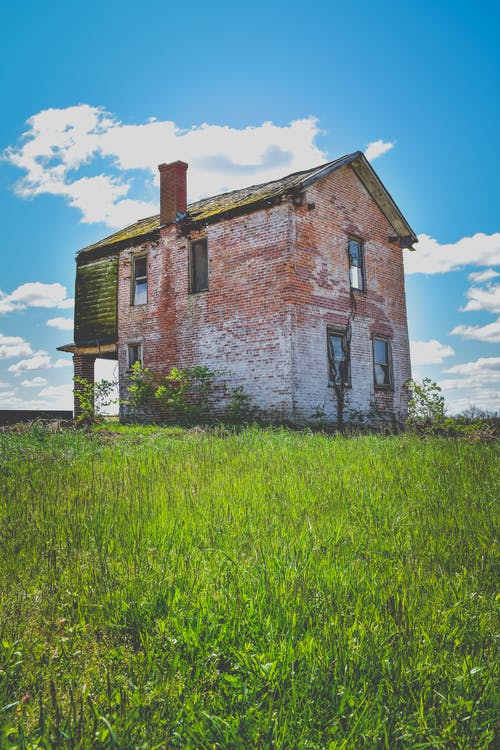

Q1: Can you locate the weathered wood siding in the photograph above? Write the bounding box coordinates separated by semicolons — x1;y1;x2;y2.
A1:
75;257;118;344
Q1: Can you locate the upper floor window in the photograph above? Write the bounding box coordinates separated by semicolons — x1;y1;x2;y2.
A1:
132;256;147;305
190;238;208;294
327;329;350;386
348;239;365;291
373;337;392;387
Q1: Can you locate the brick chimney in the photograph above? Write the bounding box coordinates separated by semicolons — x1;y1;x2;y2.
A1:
158;160;188;225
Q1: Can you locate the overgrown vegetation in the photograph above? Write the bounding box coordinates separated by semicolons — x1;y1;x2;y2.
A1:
406;378;499;441
0;426;498;748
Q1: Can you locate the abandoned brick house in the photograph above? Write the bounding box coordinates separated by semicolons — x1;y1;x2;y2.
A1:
58;151;417;424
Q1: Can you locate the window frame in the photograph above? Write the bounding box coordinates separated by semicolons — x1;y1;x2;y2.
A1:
189;237;209;294
348;238;365;292
327;327;351;388
127;342;143;369
372;336;393;389
131;255;148;306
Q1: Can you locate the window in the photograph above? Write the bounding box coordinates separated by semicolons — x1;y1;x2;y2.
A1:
327;329;350;386
348;239;364;291
128;343;142;368
132;256;147;305
190;238;208;293
373;337;391;387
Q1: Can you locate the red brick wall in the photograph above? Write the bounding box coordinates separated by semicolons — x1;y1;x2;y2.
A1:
116;164;411;425
117;204;295;421
289;164;411;424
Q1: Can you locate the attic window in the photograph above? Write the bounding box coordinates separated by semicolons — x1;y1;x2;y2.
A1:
190;238;208;293
132;256;147;305
348;239;365;291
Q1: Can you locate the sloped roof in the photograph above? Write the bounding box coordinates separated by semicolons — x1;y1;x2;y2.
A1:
78;151;417;259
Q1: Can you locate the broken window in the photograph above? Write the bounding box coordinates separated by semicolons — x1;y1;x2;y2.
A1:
190;238;208;293
373;337;392;387
348;239;365;291
132;256;147;305
128;343;143;368
327;329;350;386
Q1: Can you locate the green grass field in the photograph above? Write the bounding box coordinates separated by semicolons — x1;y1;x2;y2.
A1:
0;426;498;748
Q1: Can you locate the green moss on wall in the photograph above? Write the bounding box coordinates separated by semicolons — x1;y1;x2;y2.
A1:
75;257;118;344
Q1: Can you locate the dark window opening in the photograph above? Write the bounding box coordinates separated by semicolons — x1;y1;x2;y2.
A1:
373;337;391;387
328;329;350;386
348;239;365;291
190;238;208;293
128;343;143;368
132;256;147;305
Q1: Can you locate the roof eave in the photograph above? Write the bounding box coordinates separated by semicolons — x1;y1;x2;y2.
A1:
298;150;417;246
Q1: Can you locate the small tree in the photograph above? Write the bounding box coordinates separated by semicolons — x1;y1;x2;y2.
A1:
406;378;446;430
74;377;118;426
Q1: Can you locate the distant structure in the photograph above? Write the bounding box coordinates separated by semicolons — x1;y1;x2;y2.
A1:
59;152;417;425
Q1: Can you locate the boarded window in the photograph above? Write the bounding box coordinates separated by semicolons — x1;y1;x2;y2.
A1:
190;239;208;293
128;343;142;368
348;239;365;291
133;256;147;305
373;337;391;387
327;329;350;385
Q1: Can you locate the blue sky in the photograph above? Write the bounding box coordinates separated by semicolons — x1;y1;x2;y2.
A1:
0;0;499;413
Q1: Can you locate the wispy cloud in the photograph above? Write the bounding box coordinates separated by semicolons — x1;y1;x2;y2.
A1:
38;384;73;404
8;350;52;374
461;283;500;314
0;333;32;360
21;376;48;387
410;339;455;366
444;357;500;378
53;358;72;368
47;317;73;331
364;139;395;161
451;320;500;343
4;106;327;227
439;356;500;413
468;268;499;283
0;282;73;314
405;233;500;275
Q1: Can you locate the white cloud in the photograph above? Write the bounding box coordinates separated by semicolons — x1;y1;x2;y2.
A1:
438;357;500;414
364;139;395;161
410;339;455;366
444;357;500;378
38;383;73;409
0;394;51;410
53;357;72;368
451;319;500;343
8;351;52;374
0;282;74;314
21;376;48;387
0;391;19;405
468;268;499;283
461;283;500;314
0;380;10;388
47;317;73;331
0;333;32;360
404;233;500;275
4;106;327;228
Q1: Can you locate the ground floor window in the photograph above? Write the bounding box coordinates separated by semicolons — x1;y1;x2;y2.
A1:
128;343;143;368
327;329;350;386
373;337;392;387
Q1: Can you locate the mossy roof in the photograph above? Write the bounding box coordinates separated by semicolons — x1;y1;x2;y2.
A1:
77;151;416;259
